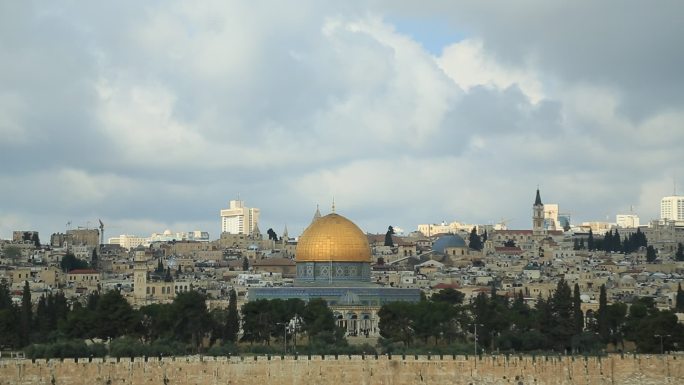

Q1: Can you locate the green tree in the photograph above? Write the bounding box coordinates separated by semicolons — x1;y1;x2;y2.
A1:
550;279;574;352
431;288;465;305
242;256;249;271
32;233;40;248
60;253;89;272
596;284;609;342
606;302;627;349
61;302;96;340
20;281;32;346
301;298;338;345
94;290;137;340
3;245;22;259
572;283;584;335
587;229;595;250
675;243;684;262
468;227;483;251
171;291;212;351
0;305;20;349
0;282;20;348
137;303;174;342
0;282;12;310
91;248;98;269
646;246;657;263
378;301;415;347
241;299;272;344
676;283;684;312
412;300;457;344
384;226;395;247
535;295;553;350
631;309;684;353
224;289;239;342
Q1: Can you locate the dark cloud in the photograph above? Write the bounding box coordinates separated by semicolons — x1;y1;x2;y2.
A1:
1;1;682;240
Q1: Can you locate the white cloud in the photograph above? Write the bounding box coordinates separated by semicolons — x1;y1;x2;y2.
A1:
438;39;544;103
0;1;683;240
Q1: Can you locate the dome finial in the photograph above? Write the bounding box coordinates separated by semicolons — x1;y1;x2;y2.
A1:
332;197;336;213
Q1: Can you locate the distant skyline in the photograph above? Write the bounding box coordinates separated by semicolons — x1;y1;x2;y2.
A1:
1;1;683;240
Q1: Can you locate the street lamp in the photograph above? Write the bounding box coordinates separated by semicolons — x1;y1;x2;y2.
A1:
654;334;671;355
474;323;484;355
276;322;288;353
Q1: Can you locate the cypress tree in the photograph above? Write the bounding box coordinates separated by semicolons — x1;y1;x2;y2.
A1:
225;289;239;342
468;227;483;251
551;279;574;351
597;284;609;342
588;230;595;251
676;283;684;312
573;283;584;335
676;243;684;262
384;226;395;247
20;281;32;346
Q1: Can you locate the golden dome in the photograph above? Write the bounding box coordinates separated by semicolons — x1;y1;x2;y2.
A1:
296;213;371;263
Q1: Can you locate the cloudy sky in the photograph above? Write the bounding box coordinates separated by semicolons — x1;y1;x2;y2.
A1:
1;1;683;240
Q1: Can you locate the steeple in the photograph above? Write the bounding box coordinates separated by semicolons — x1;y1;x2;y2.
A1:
252;223;262;240
532;188;545;238
534;188;543;206
282;225;289;240
312;204;322;223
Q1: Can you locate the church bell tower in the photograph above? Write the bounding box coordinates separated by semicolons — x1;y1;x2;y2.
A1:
532;188;546;239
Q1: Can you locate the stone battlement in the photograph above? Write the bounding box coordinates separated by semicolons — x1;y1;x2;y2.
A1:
1;354;682;384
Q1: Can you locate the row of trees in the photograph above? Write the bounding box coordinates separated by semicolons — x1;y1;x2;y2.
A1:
0;282;236;352
378;283;684;354
1;282;348;354
579;229;648;254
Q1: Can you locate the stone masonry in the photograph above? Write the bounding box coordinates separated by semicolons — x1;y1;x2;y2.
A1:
0;354;683;385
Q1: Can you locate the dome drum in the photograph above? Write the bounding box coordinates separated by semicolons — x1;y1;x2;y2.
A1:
296;261;371;283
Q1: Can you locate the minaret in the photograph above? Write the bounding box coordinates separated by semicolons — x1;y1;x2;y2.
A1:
533;188;546;239
133;250;148;305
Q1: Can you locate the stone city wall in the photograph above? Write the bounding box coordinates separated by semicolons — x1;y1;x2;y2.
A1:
1;354;683;385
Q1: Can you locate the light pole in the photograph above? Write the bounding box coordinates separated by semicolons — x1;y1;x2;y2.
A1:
654;334;671;355
474;323;484;355
276;322;288;353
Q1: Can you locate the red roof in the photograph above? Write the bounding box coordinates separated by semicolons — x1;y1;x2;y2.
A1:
68;269;99;274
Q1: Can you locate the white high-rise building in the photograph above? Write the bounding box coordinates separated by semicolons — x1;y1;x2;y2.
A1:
220;199;260;235
660;196;684;222
616;214;640;228
543;203;560;230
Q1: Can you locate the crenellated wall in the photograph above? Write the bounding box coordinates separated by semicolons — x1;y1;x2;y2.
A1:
1;354;683;385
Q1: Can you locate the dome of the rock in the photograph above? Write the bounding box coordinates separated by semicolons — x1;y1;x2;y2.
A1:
296;213;371;263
